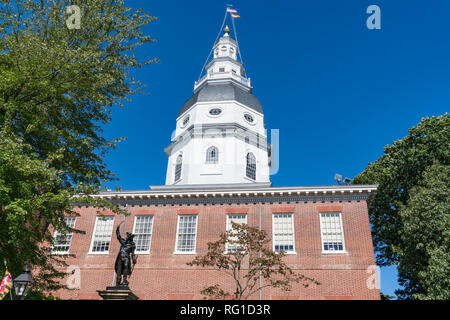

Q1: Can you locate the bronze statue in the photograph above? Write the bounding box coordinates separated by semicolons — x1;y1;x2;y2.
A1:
114;224;137;287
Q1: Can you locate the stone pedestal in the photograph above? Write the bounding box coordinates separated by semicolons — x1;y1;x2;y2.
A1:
97;286;139;300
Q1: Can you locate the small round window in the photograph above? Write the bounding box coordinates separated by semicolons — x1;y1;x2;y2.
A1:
244;113;254;123
209;108;222;116
182;115;190;127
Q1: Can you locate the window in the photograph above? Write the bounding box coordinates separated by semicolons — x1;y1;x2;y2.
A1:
52;217;76;254
219;67;225;72
182;115;190;127
133;216;154;253
244;113;254;123
174;154;183;182
206;146;219;164
90;216;114;253
226;214;247;252
273;214;295;253
209;108;222;116
175;215;198;253
320;212;345;252
246;152;256;180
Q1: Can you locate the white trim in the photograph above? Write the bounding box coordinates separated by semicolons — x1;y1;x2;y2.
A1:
174;214;198;254
243;112;257;126
176;99;264;122
321;250;348;255
88;216;115;255
173;251;197;255
207;107;224;118
88;185;378;200
132;215;154;254
51;217;77;255
225;214;247;253
319;212;346;254
180;114;191;128
272;213;296;254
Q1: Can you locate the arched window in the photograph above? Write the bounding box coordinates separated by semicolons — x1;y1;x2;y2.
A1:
246;152;256;180
206;146;219;164
174;154;183;182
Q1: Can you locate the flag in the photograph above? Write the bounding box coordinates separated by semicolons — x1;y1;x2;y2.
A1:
0;267;12;300
231;14;240;18
227;8;237;13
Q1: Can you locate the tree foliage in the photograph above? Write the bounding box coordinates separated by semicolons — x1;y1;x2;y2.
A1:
396;161;449;299
0;0;156;295
187;222;319;300
353;114;450;299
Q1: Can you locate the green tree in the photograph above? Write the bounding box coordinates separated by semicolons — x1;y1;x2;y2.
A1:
396;161;449;299
187;222;319;300
0;0;157;296
353;114;450;299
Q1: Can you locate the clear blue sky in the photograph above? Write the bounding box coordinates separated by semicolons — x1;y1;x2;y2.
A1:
101;0;450;299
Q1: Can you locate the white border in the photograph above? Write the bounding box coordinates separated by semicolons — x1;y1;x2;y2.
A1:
88;216;115;255
51;217;77;255
173;215;198;254
91;185;378;199
180;114;190;128
225;213;248;253
207;107;223;118
319;212;347;254
132;215;154;255
243;112;257;126
272;213;296;255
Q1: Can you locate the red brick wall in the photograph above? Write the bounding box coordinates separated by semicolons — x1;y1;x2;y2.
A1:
54;201;380;300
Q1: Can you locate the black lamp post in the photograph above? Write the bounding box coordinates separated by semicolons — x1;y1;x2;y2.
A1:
12;267;34;300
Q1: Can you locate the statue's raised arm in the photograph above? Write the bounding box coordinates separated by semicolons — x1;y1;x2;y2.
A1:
116;225;126;246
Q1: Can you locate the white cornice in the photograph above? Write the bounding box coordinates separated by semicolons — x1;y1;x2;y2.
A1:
89;184;378;200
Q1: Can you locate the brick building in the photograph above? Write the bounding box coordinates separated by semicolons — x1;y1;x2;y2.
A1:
52;23;380;300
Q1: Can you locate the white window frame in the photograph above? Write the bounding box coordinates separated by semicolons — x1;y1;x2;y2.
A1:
174;215;198;254
225;214;247;253
51;216;77;255
89;216;115;255
132;215;154;254
174;154;183;183
205;146;219;164
272;213;296;254
246;152;256;180
319;212;346;254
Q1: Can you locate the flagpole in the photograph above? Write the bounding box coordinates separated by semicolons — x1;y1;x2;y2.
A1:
231;15;247;78
197;7;229;81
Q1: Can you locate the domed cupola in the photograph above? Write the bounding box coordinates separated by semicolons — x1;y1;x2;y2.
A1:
164;26;271;186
